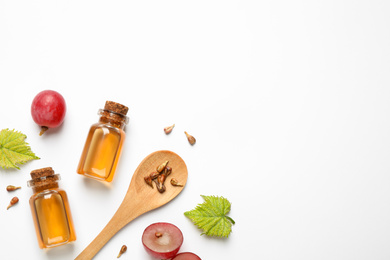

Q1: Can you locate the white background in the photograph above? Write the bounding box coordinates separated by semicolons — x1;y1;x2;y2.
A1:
1;0;390;259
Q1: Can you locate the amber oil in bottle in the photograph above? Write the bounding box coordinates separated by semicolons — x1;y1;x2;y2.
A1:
77;101;129;182
27;167;76;249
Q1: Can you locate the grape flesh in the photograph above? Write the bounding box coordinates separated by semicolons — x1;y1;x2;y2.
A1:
172;252;202;260
31;90;66;135
142;222;183;259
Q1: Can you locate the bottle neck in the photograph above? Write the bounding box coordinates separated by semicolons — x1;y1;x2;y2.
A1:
98;109;128;129
28;171;61;194
32;182;59;193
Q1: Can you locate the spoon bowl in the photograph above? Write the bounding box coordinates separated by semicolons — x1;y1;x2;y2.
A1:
75;150;188;260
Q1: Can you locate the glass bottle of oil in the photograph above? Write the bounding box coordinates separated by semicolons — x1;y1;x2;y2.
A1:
27;167;76;249
77;101;129;182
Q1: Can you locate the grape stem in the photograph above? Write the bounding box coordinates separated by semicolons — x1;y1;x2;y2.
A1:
39;126;49;136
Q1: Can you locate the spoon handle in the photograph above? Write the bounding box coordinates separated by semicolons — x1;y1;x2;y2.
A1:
75;212;135;260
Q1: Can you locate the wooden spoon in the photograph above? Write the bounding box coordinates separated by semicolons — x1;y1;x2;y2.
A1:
75;150;188;260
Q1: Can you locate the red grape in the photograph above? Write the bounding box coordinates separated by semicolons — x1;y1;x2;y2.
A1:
31;90;66;135
172;252;202;260
142;222;183;259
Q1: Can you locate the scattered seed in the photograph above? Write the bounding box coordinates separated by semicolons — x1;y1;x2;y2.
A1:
170;178;184;187
144;176;153;188
158;173;166;184
7;197;19;210
164;124;175;134
156;183;166;193
164;166;172;177
6;185;21;192
146;161;172;193
184;131;196;145
150;172;159;180
117;245;127;258
154;178;166;193
156;160;169;173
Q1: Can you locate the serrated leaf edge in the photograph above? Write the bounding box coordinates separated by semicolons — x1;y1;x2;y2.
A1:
0;128;40;169
184;195;235;238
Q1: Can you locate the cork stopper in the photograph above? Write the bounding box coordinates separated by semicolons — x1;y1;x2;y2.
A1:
104;101;128;115
30;167;55;179
28;167;60;191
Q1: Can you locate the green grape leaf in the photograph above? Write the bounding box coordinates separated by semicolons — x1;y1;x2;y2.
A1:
184;195;235;238
0;129;40;169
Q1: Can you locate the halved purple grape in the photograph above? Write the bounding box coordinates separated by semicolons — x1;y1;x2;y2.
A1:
142;222;183;259
172;252;201;260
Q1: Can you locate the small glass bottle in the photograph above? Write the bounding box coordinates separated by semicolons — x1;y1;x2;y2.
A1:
27;167;76;249
77;101;129;182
